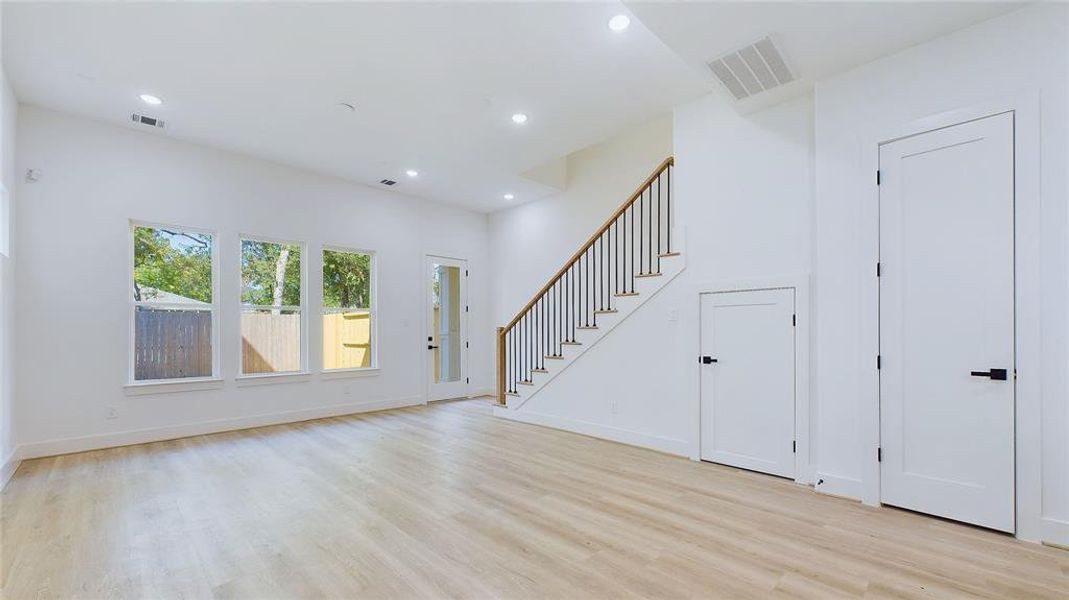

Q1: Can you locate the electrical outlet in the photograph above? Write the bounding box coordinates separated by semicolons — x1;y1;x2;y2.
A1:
667;308;679;322
105;405;118;420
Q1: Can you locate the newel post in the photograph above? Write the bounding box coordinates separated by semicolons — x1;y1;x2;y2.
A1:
495;327;506;405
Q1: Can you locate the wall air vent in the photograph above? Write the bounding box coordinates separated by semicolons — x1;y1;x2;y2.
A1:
379;179;397;186
707;36;794;101
131;113;165;129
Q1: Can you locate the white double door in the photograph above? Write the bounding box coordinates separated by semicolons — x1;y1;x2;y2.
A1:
699;288;796;479
878;112;1015;532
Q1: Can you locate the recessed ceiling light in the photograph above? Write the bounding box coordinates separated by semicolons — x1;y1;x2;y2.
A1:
511;113;528;125
503;193;515;201
405;169;419;177
139;94;163;106
608;14;630;32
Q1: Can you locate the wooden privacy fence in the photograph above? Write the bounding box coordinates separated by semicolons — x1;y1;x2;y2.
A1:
241;311;301;374
134;307;212;380
322;311;371;369
135;308;371;378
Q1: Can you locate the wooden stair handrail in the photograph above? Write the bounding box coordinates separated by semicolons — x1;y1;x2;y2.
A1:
499;156;673;335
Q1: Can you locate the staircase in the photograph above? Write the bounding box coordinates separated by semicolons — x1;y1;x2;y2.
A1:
496;157;682;406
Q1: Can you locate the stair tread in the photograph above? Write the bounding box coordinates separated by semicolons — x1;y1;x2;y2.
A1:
518;380;534;386
561;341;582;346
615;292;639;297
545;355;564;360
594;309;618;314
577;326;598;330
635;272;662;278
659;252;681;257
506;391;521;397
532;368;549;374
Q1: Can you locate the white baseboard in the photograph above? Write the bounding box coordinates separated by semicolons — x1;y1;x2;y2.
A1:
1;449;21;490
493;406;689;457
1041;517;1069;548
16;395;423;461
813;471;863;501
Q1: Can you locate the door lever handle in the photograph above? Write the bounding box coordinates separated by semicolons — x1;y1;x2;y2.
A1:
428;345;440;350
699;356;718;365
971;368;1008;380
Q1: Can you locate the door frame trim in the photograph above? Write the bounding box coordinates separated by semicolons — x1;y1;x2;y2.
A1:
860;92;1042;541
688;274;812;484
423;254;470;403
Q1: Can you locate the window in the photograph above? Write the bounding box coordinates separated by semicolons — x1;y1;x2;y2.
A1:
131;223;216;382
240;237;304;375
322;248;375;370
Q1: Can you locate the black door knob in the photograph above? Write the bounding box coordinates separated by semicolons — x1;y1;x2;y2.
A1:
699;356;718;365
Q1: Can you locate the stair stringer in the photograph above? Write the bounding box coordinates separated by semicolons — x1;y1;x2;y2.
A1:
502;252;685;410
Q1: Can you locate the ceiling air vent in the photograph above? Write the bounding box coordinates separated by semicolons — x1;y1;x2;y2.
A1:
707;36;794;101
379;179;397;186
131;113;165;129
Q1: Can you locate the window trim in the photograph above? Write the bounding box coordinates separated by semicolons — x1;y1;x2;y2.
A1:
128;219;220;386
320;245;378;372
238;233;309;376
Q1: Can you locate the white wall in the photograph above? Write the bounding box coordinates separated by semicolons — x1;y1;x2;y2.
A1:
13;106;491;457
814;3;1067;543
489;114;673;326
1;68;19;484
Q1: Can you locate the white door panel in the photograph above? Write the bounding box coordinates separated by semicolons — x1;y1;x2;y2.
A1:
700;288;795;478
879;112;1015;532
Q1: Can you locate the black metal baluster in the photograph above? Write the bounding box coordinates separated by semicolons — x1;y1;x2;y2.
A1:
648;184;653;272
667;165;672;253
657;174;662;273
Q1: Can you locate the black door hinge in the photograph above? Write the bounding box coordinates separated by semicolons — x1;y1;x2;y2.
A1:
465;305;469;313
466;377;469;384
877;355;882;370
792;440;796;453
877;447;882;462
792;314;796;326
876;170;881;185
465;269;469;277
876;262;881;277
465;341;469;349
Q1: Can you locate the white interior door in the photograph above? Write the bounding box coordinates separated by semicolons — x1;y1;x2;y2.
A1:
700;288;795;478
426;256;468;401
879;112;1015;532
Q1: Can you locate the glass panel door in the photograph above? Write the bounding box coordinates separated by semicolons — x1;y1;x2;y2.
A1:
427;256;467;400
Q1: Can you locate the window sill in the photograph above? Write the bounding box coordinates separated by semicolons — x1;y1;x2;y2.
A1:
124;377;224;396
320;367;381;380
235;371;312;386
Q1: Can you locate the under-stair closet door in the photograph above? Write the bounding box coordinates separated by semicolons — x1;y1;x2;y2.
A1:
699;288;795;478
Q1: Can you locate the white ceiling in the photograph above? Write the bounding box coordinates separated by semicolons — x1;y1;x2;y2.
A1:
627;1;1025;111
3;2;1027;212
2;2;709;212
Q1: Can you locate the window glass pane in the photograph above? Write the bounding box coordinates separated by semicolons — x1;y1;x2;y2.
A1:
323;309;372;369
241;308;301;374
322;249;371;309
322;249;373;370
432;264;462;383
241;239;302;307
134;307;212;381
133;226;213;304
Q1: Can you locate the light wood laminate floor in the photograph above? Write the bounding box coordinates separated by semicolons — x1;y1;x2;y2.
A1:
2;399;1066;599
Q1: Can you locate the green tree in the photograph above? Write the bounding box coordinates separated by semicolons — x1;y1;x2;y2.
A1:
322;250;371;309
241;240;302;306
133;227;212;303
